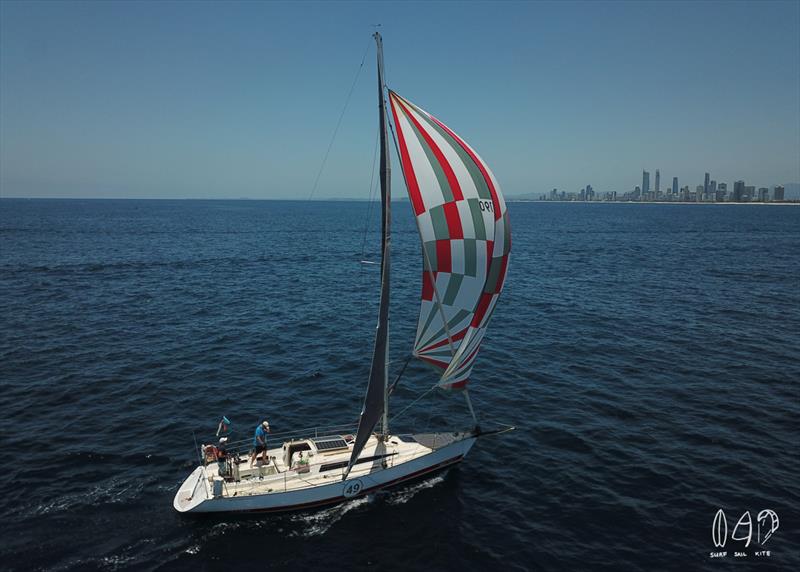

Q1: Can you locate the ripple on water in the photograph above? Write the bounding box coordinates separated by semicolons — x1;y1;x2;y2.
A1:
0;200;798;571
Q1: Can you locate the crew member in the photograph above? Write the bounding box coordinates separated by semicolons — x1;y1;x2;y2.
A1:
249;419;271;467
216;437;229;476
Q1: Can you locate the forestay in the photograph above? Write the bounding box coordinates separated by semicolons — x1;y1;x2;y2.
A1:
388;91;511;389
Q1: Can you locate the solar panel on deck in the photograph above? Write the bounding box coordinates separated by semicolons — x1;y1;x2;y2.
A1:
313;437;348;451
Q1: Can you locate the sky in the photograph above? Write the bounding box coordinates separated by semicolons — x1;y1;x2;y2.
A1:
1;0;798;199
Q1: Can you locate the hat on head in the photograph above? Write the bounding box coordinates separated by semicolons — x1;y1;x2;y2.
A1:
262;420;270;429
219;437;228;444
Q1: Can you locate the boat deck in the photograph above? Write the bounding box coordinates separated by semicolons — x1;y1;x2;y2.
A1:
195;432;466;500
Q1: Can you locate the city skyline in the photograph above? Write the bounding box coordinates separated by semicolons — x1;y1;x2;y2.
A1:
536;167;794;203
1;1;798;199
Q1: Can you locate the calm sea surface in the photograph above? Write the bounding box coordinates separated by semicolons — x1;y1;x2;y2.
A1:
1;199;798;571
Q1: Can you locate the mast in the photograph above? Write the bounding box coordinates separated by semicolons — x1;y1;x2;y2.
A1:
344;31;391;481
376;31;391;437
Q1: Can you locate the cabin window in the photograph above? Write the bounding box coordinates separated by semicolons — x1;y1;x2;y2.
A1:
319;453;396;473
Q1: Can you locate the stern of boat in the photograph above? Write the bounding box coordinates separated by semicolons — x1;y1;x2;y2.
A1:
173;466;209;513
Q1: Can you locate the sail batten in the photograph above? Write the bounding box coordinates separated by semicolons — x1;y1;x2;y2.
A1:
389;90;510;389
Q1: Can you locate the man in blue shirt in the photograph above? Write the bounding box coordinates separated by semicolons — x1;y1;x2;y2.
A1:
249;419;271;468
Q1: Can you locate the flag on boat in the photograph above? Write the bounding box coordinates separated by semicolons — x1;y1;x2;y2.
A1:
388;91;510;390
216;415;231;436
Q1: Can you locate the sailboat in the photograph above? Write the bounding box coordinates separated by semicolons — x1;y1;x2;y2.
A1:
173;33;511;514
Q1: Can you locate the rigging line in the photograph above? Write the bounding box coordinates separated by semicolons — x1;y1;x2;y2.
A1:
423;399;435;433
358;128;380;323
386;112;457;360
358;128;380;319
307;39;372;201
389;382;438;423
359;127;381;259
387;354;412;395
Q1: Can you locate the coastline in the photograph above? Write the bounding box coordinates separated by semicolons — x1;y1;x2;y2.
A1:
508;200;800;205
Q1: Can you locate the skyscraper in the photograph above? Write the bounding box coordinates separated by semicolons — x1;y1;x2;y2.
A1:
733;180;745;202
672;177;678;195
642;170;650;195
655;169;660;192
774;185;785;201
704;172;710;196
717;182;727;202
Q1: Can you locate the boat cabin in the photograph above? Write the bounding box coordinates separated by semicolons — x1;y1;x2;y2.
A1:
281;435;353;470
202;434;360;484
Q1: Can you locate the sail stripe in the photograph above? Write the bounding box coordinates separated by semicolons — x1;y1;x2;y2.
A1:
502;212;512;254
436;240;451;273
423;241;437;270
388;96;425;215
421;271;434;301
495;255;509;293
415;301;439;347
443;201;464;239
419;355;450;369
394;97;464;202
421;327;469;352
418;308;471;351
400;96;491;201
443;273;463;306
460;343;483;373
402;113;454;204
429;115;501;222
485;255;504;293
471;292;493;328
463;239;477;277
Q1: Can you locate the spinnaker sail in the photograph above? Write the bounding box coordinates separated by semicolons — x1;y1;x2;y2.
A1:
388;91;510;389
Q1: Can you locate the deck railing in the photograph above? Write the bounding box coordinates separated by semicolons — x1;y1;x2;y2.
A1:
196;422;360;464
195;422;471;460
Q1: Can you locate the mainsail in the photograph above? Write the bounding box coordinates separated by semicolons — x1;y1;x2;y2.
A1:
344;32;392;480
389;91;510;389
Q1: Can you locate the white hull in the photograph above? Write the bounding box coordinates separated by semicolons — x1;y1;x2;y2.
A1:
174;432;475;514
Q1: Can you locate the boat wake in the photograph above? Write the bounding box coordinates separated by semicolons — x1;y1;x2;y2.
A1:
383;473;446;506
288;473;448;537
289;495;373;537
31;477;145;516
182;521;246;556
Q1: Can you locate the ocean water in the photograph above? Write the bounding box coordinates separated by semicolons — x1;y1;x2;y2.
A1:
0;199;798;571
